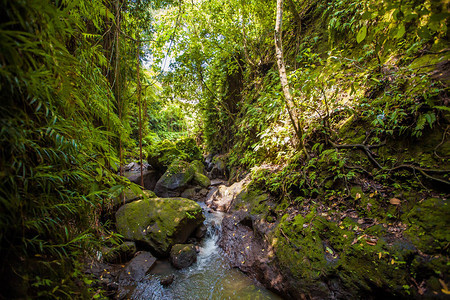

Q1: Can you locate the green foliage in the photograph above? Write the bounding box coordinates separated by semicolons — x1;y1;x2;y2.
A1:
0;0;166;297
147;137;202;170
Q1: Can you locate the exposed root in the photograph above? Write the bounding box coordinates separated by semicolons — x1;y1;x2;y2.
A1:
329;140;450;186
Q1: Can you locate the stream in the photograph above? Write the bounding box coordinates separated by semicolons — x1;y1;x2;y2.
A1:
129;202;282;299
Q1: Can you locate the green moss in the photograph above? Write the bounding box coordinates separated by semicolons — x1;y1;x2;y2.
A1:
365;224;387;237
175;137;203;162
271;209;419;297
404;197;450;254
115;197;204;255
191;160;205;174
233;186;268;215
156;160;195;191
193;172;210;187
148;137;202;170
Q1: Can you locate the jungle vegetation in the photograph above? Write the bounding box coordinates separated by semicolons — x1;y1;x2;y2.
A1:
0;0;449;298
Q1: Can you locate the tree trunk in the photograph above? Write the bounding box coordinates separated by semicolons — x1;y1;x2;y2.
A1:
274;0;302;144
136;43;144;187
115;0;123;178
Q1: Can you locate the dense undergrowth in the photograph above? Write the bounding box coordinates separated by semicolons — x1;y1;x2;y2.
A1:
1;0;449;298
154;0;449;297
0;0;179;298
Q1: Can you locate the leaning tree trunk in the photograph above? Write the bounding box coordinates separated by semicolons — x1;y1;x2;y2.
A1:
136;42;144;187
275;0;306;153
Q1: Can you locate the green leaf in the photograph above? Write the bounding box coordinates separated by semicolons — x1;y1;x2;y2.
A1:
425;113;436;128
435;106;450;112
356;26;367;44
417;26;431;39
361;11;372;20
394;23;406;39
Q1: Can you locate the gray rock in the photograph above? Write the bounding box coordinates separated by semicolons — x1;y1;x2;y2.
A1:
160;275;174;286
124;162;135;172
170;244;197;269
181;187;196;200
119;252;156;282
154;160;195;197
195;224;207;239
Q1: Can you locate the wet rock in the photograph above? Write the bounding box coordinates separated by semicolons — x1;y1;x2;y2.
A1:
154;160;195;197
195;224;207;239
160;274;174;286
125;170;159;191
115;197;204;256
181;187;196;200
170;244;197;269
119;251;156;282
219;210;288;296
205;175;251;211
102;241;137;263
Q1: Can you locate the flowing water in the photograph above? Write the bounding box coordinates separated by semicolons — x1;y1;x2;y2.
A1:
130;202;282;300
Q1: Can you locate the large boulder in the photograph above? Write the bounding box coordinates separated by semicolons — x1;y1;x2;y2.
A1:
110;187;156;210
170;244;197;269
115;197;204;256
154;160;195;197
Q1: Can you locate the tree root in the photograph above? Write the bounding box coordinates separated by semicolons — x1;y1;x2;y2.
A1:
329;141;450;186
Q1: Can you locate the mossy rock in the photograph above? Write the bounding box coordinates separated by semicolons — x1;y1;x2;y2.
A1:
272;211;415;298
193;172;210;188
170;244;197;269
232;186;268;214
175;137;202;162
110;187;156;209
154;160;195;197
191;160;205;174
404;197;450;255
115;197;204;256
147;140;186;171
147;138;201;171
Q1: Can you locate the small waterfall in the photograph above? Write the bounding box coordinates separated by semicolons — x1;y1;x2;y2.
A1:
195;203;225;271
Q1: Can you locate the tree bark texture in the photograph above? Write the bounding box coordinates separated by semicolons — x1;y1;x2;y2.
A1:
275;0;301;142
137;43;144;187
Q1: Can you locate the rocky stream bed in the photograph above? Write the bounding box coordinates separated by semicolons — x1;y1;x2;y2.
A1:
85;156;449;299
